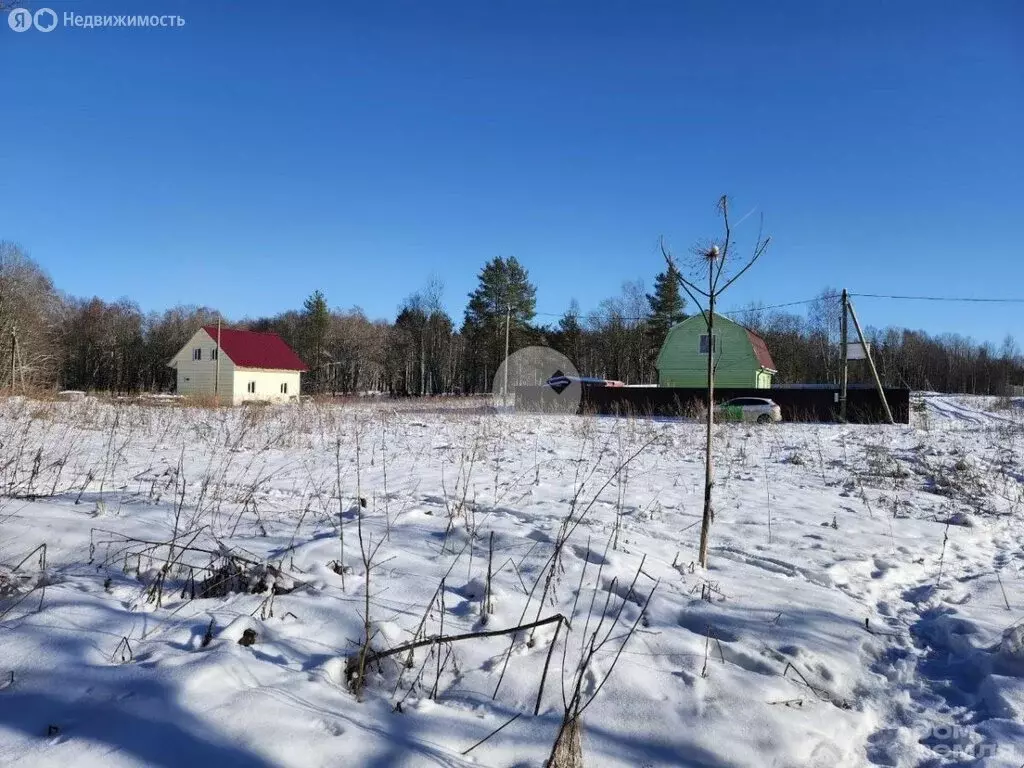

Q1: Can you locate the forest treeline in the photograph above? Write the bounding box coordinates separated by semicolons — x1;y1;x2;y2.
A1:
2;241;1021;396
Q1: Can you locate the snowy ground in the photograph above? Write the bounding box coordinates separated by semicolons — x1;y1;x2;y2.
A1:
0;393;1022;767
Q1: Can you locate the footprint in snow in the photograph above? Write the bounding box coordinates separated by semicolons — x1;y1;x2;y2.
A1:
571;545;609;566
676;612;740;643
317;719;346;737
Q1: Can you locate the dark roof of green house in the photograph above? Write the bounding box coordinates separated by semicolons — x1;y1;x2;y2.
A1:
745;329;777;371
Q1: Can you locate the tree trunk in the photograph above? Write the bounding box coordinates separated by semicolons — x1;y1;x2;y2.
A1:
698;279;715;569
547;715;584;768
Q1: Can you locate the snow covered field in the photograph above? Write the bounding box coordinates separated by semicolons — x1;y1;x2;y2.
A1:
0;393;1022;768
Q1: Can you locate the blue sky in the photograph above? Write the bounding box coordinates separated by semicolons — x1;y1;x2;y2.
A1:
2;1;1022;343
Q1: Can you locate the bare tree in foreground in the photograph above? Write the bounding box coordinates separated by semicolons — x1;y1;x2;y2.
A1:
661;196;770;568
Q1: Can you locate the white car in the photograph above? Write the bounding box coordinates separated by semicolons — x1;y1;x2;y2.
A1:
716;397;782;424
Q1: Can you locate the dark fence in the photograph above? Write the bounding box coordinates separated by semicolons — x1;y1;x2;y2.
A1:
516;384;911;424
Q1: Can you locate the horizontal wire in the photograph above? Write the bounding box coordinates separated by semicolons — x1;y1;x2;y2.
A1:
849;293;1024;304
528;292;1024;325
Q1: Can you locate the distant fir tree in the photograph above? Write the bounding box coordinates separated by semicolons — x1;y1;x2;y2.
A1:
461;256;537;392
646;263;687;355
302;290;330;391
556;299;584;371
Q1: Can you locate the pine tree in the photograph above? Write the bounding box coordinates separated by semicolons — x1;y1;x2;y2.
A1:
462;256;537;392
646;263;687;357
557;300;584;371
302;290;330;392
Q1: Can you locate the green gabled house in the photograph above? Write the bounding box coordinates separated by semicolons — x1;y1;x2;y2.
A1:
656;313;777;388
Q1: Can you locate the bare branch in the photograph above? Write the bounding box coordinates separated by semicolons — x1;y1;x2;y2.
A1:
355;612;566;669
661;238;711;330
712;195;732;291
719;232;770;294
660;237;709;299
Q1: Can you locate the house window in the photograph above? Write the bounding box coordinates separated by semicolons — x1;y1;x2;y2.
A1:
193;348;202;361
211;348;218;360
247;381;256;394
280;383;288;394
699;334;718;355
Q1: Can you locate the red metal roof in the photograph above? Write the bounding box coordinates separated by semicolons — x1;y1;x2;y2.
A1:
202;326;307;371
745;329;777;372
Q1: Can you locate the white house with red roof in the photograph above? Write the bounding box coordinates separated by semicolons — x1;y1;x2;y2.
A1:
168;326;307;404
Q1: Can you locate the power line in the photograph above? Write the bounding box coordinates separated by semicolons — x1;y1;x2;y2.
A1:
532;296;824;323
849;293;1024;304
532;310;648;321
533;292;1024;324
720;298;822;315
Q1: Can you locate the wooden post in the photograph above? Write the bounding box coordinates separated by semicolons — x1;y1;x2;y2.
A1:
503;303;511;407
839;290;848;422
846;298;894;424
215;319;222;406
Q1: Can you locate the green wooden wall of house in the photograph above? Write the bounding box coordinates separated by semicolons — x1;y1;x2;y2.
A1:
656;313;777;388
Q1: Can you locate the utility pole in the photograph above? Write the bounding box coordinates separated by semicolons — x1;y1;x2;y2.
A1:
9;327;16;396
846;297;894;424
215;318;222;405
839;290;849;421
503;303;511;408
